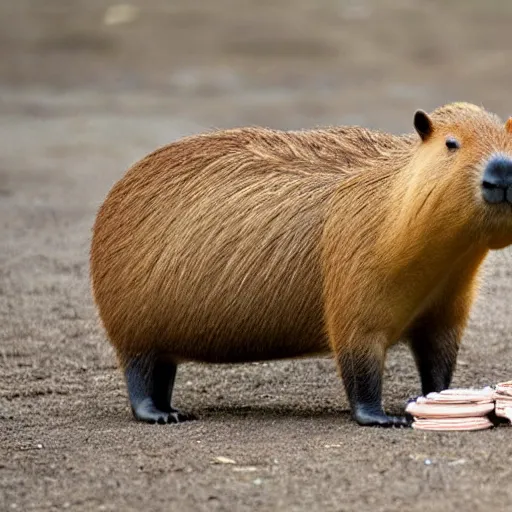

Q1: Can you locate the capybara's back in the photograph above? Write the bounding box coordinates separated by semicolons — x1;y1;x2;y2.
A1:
91;128;395;365
91;104;512;426
93;129;335;363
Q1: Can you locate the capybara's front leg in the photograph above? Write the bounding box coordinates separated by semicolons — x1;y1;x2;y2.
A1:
407;284;475;397
336;337;411;428
408;316;461;396
407;261;482;396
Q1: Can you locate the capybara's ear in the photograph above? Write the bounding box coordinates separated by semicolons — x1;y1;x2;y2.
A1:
505;117;512;134
413;110;433;141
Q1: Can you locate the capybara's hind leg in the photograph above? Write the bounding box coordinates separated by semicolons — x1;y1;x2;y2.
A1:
124;354;195;424
336;337;411;428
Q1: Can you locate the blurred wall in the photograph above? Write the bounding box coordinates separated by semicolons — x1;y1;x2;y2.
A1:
1;0;511;131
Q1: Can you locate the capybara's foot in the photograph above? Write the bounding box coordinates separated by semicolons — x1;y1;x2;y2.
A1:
338;339;412;428
124;354;194;424
353;407;412;428
132;398;196;424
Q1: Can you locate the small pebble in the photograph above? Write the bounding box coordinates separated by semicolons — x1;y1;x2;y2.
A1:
214;456;236;464
448;459;466;466
233;466;257;472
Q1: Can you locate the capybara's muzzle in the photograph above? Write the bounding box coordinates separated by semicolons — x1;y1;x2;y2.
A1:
482;155;512;204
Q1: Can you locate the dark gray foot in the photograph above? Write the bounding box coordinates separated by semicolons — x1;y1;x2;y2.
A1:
353;406;412;428
132;398;196;425
124;354;196;424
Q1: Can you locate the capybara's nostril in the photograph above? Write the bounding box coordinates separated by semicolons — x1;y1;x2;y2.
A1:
481;156;512;204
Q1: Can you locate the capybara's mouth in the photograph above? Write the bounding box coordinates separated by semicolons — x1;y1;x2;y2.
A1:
481;181;512;205
485;200;512;213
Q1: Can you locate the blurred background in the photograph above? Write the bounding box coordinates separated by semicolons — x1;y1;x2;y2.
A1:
2;2;512;511
3;0;512;129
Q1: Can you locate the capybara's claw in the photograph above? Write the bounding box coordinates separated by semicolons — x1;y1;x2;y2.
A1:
168;409;197;423
389;414;413;428
132;398;196;425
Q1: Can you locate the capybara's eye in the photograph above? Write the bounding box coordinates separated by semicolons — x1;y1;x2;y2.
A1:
445;137;460;150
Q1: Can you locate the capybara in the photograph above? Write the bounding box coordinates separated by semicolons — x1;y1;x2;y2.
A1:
90;102;512;427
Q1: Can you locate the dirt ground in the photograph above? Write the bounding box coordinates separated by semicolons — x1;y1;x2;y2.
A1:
2;1;512;511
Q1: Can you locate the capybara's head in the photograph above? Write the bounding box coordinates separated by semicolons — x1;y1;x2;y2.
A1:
411;102;512;248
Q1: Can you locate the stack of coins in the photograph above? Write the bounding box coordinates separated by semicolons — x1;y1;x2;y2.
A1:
494;381;512;422
406;388;495;431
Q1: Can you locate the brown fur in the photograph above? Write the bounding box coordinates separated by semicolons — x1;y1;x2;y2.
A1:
90;103;512;393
